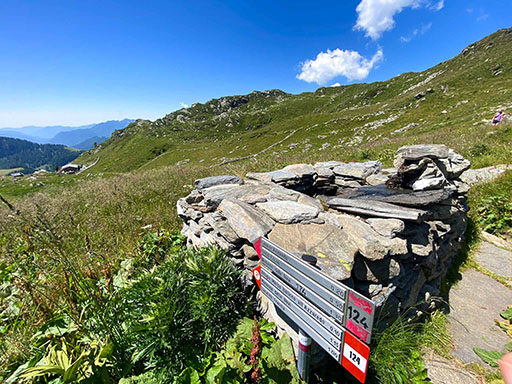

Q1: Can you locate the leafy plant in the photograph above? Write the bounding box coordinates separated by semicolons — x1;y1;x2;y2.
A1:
178;317;302;384
472;305;512;369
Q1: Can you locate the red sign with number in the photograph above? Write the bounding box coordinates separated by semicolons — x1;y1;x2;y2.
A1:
341;331;370;383
252;265;261;289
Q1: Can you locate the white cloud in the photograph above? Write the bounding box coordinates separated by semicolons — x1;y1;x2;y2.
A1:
180;102;189;109
354;0;443;40
330;83;341;87
354;0;422;40
477;14;489;22
429;0;444;11
400;22;432;43
297;49;383;85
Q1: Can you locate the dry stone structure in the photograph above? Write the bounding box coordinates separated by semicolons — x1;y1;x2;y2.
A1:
177;145;471;323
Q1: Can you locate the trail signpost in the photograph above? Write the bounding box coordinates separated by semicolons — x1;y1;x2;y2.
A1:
252;237;375;383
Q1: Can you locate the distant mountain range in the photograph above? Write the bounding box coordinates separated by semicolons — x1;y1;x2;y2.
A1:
0;137;81;174
0;119;134;149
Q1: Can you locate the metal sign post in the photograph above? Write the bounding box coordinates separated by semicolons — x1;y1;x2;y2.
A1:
297;329;312;383
254;237;376;383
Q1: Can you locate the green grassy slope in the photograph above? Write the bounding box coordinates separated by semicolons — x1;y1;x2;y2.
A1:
78;28;512;175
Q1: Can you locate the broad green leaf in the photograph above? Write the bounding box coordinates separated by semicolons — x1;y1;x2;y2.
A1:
20;364;65;378
175;367;201;384
473;347;503;367
500;306;512;321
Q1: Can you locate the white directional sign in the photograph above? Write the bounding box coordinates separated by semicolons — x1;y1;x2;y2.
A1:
258;237;375;362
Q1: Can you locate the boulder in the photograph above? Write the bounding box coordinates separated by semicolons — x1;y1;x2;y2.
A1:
267;170;297;183
412;177;446;191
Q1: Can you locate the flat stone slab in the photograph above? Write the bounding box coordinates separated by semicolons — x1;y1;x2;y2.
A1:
194;175;243;189
268;223;358;280
474;241;512;278
447;269;512;364
424;351;481;384
325;196;427;221
336;185;453;207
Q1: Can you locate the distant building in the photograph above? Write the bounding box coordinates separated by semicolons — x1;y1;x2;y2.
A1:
58;164;81;174
9;172;24;178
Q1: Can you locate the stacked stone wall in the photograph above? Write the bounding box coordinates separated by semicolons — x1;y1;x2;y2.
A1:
177;145;471;322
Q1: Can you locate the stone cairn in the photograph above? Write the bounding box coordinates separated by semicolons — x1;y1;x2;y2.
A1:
177;145;471;323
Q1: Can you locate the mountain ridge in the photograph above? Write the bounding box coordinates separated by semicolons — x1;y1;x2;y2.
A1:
72;28;511;173
0;119;134;147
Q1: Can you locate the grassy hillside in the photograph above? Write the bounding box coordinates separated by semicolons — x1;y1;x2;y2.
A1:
79;28;512;175
0;137;81;173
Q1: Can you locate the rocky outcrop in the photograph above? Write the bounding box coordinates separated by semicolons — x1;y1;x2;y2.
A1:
177;145;471;322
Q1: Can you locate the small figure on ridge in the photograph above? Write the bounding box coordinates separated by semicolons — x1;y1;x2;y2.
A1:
491;109;505;125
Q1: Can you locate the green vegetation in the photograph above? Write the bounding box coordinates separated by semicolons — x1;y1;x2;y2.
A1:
469;170;512;238
1;230;250;383
368;310;451;384
0;137;81;174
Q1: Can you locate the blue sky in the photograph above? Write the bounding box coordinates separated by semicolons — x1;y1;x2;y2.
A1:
0;0;510;127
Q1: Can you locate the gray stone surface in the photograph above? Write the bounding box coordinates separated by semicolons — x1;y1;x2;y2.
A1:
256;200;319;224
336;214;408;260
267;170;297;183
194;175;243;189
474;241;512;278
353;256;401;282
333;160;382;180
424;352;481;384
447;269;512;364
366;218;405;238
326;197;426;221
268;223;358;280
461;165;512;185
366;173;390;186
338;185;454;207
395;144;451;164
218;199;275;242
412;176;446;191
282;163;316;177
